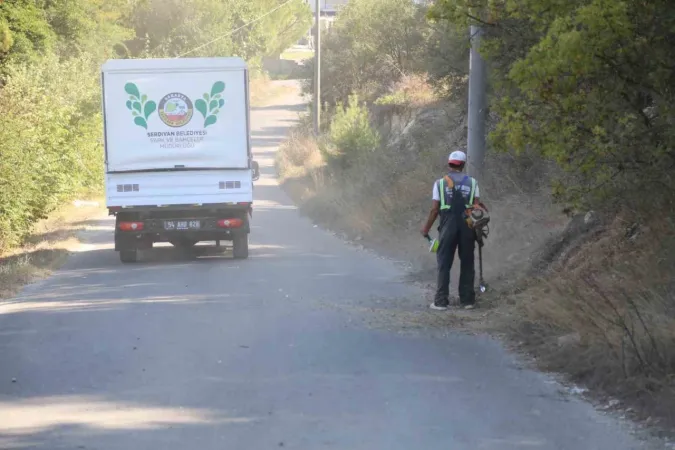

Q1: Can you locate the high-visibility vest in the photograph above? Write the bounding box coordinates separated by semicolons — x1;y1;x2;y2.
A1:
439;174;476;211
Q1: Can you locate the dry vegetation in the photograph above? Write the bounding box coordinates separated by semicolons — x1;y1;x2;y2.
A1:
0;200;104;300
250;73;298;107
278;76;567;284
277;79;675;431
509;209;675;426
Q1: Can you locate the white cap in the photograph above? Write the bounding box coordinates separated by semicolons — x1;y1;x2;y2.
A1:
448;150;467;165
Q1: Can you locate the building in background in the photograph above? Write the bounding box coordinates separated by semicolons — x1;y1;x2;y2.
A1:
301;0;347;45
302;0;432;45
306;0;431;13
306;0;349;16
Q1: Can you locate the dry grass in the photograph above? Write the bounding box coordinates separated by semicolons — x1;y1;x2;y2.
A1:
0;198;104;299
504;213;675;427
277;99;567;282
276;126;324;179
249;73;296;107
280;49;314;61
376;73;441;109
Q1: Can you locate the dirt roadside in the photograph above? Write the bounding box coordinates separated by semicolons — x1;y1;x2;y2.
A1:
0;199;107;300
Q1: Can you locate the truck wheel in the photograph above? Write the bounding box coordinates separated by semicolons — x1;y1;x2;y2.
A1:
232;235;249;259
120;249;139;263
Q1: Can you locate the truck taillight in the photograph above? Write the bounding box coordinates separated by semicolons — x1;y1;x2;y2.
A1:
118;221;144;231
217;218;243;228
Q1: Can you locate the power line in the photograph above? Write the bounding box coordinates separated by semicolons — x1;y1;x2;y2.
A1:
176;0;297;58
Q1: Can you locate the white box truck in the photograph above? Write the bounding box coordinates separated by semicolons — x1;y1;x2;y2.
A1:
100;57;260;263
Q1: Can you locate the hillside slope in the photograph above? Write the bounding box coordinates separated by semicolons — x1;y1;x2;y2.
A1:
280;99;568;288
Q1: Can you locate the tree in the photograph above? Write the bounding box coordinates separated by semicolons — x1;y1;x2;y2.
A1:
304;0;431;106
429;0;675;209
0;0;311;250
44;0;135;59
125;0;311;63
0;0;56;69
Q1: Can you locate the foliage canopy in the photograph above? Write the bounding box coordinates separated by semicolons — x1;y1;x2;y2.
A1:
0;0;312;250
429;0;675;208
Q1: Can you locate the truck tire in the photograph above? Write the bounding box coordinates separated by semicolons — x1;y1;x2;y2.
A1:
120;249;139;263
232;235;249;259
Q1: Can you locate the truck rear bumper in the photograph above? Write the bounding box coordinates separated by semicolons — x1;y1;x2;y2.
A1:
113;209;250;251
115;228;246;250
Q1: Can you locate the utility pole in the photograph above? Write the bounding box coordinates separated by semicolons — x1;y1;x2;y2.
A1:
313;0;321;136
467;25;488;181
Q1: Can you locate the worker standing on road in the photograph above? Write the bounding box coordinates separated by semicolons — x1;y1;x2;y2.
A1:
421;150;481;311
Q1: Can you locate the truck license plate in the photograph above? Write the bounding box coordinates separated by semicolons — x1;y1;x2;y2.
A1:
164;220;200;230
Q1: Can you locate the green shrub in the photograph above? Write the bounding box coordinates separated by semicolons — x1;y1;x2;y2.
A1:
0;54;103;250
324;95;380;170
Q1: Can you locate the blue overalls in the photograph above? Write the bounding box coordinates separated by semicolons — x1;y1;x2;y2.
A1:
435;173;477;307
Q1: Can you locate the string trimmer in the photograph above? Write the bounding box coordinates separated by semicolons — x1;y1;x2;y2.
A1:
468;203;490;293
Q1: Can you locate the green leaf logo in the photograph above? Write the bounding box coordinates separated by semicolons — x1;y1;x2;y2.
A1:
195;99;208;118
211;81;225;97
125;83;140;99
144;101;157;120
196;81;226;128
124;82;156;129
134;116;148;129
204;115;217;127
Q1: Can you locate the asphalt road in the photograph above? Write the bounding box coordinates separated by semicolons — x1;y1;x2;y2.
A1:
0;85;664;450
